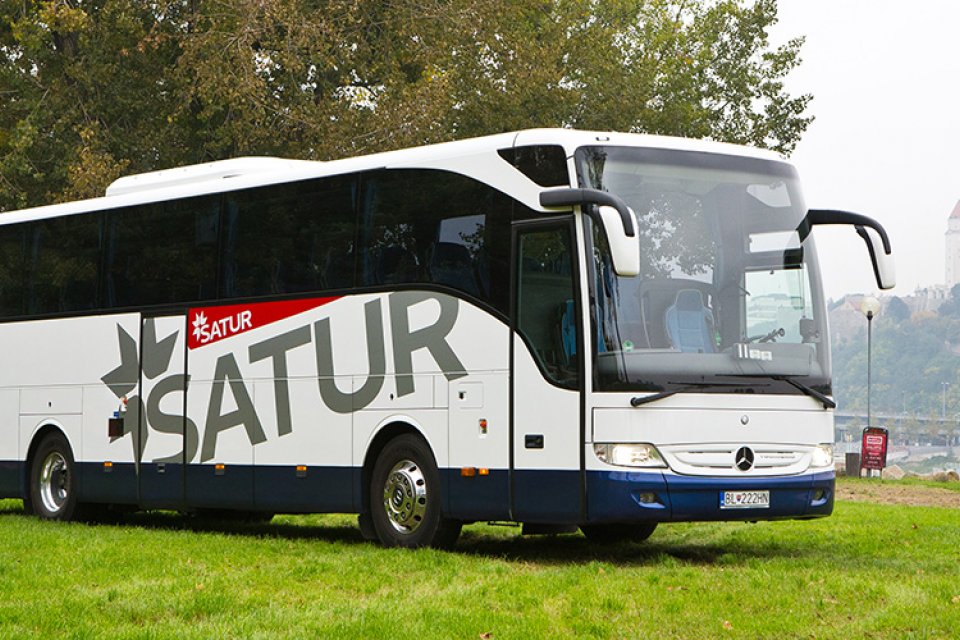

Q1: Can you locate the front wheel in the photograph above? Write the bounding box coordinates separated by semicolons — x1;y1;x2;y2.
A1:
369;434;461;549
580;522;658;544
29;432;81;521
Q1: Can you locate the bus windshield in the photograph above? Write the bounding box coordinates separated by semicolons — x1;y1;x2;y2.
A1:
576;145;830;394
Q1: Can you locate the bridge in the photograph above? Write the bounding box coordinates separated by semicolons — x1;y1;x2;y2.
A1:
833;412;960;446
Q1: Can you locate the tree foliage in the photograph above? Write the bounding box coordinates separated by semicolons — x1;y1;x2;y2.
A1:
0;0;811;211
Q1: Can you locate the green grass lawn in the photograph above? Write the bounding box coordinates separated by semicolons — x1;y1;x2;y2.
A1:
1;483;958;639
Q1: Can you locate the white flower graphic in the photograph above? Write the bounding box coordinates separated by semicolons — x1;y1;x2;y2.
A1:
192;311;208;342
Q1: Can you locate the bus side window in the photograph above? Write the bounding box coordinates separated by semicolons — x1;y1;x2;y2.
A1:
103;198;218;308
220;176;357;299
516;226;579;388
0;225;25;317
359;169;512;317
23;214;101;315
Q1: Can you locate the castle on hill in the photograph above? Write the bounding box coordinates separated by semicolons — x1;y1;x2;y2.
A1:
946;200;960;289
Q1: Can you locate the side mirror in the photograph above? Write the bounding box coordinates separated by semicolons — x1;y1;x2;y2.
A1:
597;205;640;277
539;188;640;277
857;225;896;290
797;209;896;290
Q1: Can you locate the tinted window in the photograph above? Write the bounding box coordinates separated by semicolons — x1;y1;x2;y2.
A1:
498;145;569;187
25;213;102;314
0;225;25;317
221;176;357;299
516;225;579;388
359;169;512;314
104;197;219;308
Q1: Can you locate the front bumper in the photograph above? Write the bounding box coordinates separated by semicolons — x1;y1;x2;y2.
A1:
585;469;834;523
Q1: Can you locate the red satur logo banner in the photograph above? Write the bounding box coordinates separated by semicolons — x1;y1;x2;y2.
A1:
189;296;340;349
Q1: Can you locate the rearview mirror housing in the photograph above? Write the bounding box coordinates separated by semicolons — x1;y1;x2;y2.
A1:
857;225;896;290
797;209;896;290
596;205;640;277
539;188;640;277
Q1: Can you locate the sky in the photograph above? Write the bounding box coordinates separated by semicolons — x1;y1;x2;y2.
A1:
770;0;960;301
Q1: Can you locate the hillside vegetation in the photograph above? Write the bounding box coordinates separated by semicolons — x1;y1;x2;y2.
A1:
831;290;960;438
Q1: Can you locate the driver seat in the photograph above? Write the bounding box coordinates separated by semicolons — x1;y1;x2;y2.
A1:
664;289;715;353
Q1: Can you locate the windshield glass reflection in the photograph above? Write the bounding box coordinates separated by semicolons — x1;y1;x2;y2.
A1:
577;146;830;394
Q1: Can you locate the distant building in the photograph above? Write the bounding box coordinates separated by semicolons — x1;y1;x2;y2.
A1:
946;200;960;288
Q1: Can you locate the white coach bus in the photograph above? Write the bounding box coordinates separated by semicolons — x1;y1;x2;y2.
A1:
0;129;894;547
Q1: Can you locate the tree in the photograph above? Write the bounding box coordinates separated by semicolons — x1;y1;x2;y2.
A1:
0;0;812;211
885;296;910;323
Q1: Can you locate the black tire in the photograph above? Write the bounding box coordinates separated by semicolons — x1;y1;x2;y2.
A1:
580;522;658;544
357;512;378;541
369;434;461;549
29;432;81;521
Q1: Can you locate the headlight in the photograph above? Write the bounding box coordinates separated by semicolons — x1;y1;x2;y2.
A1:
810;443;834;468
594;443;667;468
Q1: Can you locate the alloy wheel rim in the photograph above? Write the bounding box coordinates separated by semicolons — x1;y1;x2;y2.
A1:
382;459;427;534
39;451;69;514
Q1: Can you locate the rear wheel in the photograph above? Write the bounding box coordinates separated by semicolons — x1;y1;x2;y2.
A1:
29;432;80;521
370;434;461;549
580;522;658;544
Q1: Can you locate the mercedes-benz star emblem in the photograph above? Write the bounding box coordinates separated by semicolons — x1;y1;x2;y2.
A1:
735;446;755;471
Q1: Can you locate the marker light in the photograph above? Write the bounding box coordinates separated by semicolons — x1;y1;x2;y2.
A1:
594;443;667;468
810;444;834;469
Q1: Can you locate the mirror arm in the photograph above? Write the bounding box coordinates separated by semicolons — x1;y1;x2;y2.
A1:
799;209;892;254
539;188;635;237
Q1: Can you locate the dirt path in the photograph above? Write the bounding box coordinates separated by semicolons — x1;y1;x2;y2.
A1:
837;481;960;508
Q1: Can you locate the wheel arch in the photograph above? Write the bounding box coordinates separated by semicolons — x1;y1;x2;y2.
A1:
23;423;72;491
360;419;435;514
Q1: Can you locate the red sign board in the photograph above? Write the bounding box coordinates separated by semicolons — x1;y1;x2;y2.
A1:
860;427;889;471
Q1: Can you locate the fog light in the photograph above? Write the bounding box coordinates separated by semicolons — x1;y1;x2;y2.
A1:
638;492;659;504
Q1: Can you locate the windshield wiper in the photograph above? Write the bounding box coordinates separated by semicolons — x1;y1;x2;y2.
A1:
631;377;836;410
722;374;836;410
771;376;836;410
630;381;765;407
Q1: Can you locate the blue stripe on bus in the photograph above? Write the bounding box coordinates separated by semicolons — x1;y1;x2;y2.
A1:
79;462;138;504
0;460;22;498
22;461;833;524
444;468;511;521
253;465;356;513
447;469;833;523
77;463;357;513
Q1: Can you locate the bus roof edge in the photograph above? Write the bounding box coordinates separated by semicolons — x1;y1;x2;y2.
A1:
104;157;321;198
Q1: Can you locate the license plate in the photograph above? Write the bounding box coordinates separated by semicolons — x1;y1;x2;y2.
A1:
720;490;770;509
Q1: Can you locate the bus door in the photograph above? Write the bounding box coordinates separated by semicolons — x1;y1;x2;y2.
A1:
137;314;189;508
510;220;584;523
